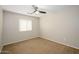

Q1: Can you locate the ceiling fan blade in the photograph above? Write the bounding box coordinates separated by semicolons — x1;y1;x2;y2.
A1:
39;11;46;14
31;10;37;14
32;5;38;11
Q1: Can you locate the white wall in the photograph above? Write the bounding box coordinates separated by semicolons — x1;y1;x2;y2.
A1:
40;6;79;49
2;6;79;49
2;11;40;45
0;6;3;51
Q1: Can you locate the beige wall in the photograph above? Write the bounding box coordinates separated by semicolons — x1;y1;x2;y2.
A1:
0;6;3;51
2;11;40;45
40;6;79;49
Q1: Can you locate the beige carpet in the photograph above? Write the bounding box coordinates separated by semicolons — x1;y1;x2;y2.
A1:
2;37;79;54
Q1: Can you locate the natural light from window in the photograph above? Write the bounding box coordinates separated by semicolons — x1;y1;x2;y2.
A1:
19;19;32;32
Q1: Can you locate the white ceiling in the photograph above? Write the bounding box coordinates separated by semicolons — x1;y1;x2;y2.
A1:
1;5;68;17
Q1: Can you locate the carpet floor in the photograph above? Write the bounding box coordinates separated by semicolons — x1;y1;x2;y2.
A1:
2;37;79;54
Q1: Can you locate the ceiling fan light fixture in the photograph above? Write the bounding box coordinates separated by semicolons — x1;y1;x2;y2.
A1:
35;11;39;14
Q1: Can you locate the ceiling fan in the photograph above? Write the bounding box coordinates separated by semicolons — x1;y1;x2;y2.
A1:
30;5;47;14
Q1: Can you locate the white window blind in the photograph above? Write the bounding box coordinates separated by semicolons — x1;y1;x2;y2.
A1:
19;19;32;31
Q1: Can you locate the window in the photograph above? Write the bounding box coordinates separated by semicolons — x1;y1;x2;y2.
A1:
19;19;32;31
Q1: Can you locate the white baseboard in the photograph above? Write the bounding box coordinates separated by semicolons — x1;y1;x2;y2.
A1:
2;36;79;51
2;37;40;46
41;36;79;49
